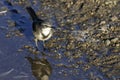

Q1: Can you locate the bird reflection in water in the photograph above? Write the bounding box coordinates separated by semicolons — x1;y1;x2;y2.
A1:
25;56;52;80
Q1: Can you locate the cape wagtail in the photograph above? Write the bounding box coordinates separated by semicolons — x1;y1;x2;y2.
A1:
26;7;53;49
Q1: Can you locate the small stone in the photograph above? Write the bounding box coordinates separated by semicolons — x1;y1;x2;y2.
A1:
106;40;111;46
111;16;118;21
100;21;106;25
17;48;23;52
110;27;115;31
64;51;71;57
32;49;39;54
116;44;119;47
7;20;15;27
55;53;62;59
18;33;24;37
23;45;31;49
28;47;33;51
0;7;7;15
111;38;118;43
5;34;11;38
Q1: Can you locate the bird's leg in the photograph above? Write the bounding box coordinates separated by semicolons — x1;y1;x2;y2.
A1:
43;41;46;51
34;38;38;50
43;41;45;47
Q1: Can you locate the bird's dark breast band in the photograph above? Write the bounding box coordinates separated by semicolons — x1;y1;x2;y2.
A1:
41;32;51;39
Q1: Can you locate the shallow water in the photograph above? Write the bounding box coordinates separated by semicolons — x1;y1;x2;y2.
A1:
0;0;120;80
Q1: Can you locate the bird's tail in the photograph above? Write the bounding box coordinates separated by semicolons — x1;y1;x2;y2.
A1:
26;7;38;21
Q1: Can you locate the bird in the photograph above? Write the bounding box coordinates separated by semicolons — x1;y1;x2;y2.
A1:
26;7;54;49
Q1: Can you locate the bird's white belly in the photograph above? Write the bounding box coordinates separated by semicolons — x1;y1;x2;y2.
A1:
34;30;52;41
42;27;51;36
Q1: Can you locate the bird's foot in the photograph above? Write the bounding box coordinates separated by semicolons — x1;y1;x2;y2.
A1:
35;46;39;51
43;47;47;51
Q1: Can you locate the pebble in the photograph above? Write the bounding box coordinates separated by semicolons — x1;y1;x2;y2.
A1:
111;38;118;43
100;21;106;25
111;16;118;21
106;40;111;46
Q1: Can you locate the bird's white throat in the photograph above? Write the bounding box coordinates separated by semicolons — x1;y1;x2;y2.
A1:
42;27;52;36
